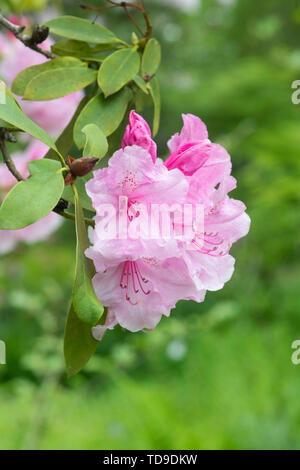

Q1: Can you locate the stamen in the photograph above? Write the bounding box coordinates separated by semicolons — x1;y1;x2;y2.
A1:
135;262;149;284
126;264;139;305
192;237;231;257
197;232;224;246
133;262;151;295
119;260;151;304
120;261;128;288
131;261;139;294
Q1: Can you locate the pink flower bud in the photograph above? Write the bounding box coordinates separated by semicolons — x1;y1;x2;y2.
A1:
122;110;157;163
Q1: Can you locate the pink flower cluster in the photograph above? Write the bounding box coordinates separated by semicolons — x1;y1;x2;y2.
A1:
86;111;250;339
0;141;62;254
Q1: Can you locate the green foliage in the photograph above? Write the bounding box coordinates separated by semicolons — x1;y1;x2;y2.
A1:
44;95;90;161
44;16;121;45
72;190;104;326
62;174;94;212
51;40;112;61
147;77;161;136
98;48;140;97
141;38;161;77
82;124;108;159
23;66;97;102
0;159;64;229
1;0;299;450
2;0;47;12
0;81;59;154
64;304;100;378
12;57;84;96
133;75;149;94
73;88;132;149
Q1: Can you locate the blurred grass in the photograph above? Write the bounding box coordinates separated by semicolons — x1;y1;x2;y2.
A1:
0;0;300;450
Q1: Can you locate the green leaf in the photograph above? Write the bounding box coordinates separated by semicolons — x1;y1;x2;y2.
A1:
135;88;150;113
72;190;104;326
51;39;117;61
23;65;97;101
12;57;83;96
141;38;161;77
44;16;121;45
147;77;161;136
133;74;149;94
44;95;90;161
73;87;131;149
0;159;64;229
82;123;108;159
98;48;140;97
63;176;94;212
64;303;100;377
0;81;60;155
63;121;107;208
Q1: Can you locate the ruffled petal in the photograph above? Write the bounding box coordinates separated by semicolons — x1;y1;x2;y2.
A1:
167;113;209;153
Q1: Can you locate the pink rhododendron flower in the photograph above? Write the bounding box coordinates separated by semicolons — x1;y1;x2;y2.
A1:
85;145;204;335
165;114;214;176
122;111;250;290
0;20;83;138
87;112;250;339
122;110;157;163
0;140;62;254
164;114;250;291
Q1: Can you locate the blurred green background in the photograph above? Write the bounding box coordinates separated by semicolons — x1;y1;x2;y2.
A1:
0;0;300;450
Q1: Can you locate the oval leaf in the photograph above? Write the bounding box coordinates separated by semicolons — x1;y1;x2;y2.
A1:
51;39;118;60
142;38;161;77
23;66;97;101
133;74;149;94
0;81;60;154
72;191;104;326
63;176;94;212
98;48;140;97
147;77;161;137
73;87;131;149
82;123;108;159
0;159;64;230
44;95;90;161
12;57;83;96
64;303;101;377
44;16;120;45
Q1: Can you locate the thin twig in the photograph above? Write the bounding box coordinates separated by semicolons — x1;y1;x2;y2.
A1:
124;4;143;36
55;209;95;227
81;1;152;42
0;13;55;59
80;3;118;11
0;137;23;182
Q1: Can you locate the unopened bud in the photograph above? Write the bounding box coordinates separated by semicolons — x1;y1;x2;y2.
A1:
27;25;49;46
67;156;99;177
131;32;139;46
